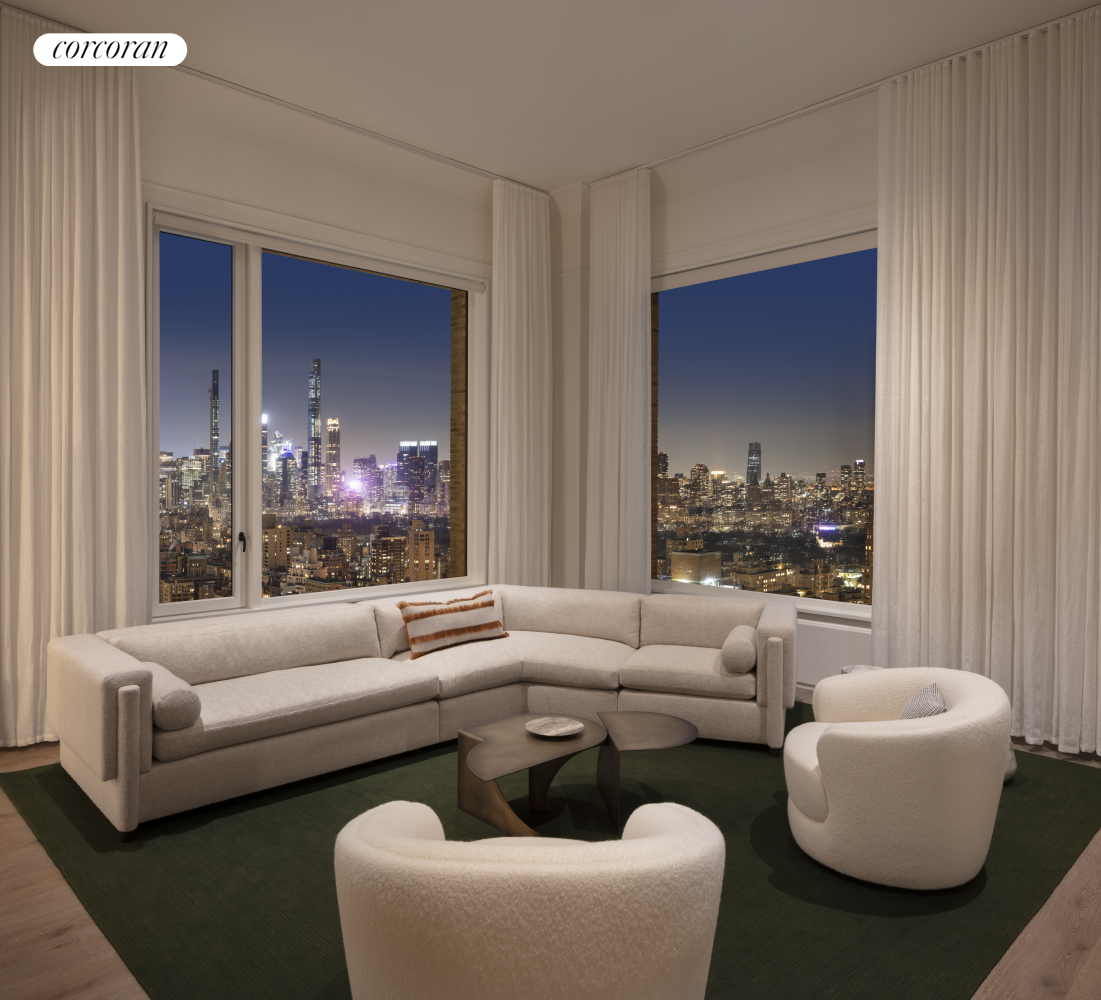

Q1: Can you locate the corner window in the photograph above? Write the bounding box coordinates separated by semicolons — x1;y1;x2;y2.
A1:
653;248;876;605
152;213;477;617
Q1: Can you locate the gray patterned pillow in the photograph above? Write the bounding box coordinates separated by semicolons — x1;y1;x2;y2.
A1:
899;682;947;719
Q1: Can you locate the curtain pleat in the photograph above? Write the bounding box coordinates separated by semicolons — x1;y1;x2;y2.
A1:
585;168;651;594
0;8;149;746
487;179;552;585
875;9;1101;753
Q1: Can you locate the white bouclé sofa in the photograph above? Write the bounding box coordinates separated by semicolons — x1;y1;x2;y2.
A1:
46;585;797;833
334;800;725;1000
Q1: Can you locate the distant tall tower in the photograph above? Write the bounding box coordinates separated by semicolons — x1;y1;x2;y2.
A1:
397;441;418;485
261;413;269;477
407;455;427;514
307;359;322;499
657;452;669;477
325;418;341;494
209;370;220;486
746;442;761;487
854;458;866;490
418;441;438;493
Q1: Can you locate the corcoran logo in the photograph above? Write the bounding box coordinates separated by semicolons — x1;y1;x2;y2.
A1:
34;33;187;66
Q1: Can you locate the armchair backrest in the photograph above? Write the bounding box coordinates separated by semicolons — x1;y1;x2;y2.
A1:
334;800;725;1000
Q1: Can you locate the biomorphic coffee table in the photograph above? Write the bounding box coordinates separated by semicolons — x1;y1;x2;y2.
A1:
457;711;698;836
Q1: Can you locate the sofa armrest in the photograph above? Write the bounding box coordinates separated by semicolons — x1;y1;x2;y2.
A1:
756;601;797;710
46;634;152;780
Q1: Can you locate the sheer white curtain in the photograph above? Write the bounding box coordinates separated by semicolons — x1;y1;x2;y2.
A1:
487;179;552;585
585;168;651;594
874;9;1101;753
0;8;149;746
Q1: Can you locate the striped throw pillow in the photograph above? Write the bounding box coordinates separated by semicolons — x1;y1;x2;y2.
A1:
899;682;947;720
397;590;508;660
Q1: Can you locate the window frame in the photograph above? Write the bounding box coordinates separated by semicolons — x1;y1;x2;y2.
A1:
649;229;878;617
147;204;488;622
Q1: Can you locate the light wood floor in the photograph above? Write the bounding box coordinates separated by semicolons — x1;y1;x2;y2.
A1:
1;741;1100;1000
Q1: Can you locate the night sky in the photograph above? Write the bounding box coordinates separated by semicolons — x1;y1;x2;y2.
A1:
158;234;453;468
159;233;232;460
658;248;876;482
161;235;874;482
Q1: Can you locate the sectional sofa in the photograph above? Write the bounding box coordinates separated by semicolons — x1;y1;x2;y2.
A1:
46;585;796;834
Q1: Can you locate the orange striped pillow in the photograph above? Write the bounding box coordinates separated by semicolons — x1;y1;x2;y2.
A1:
397;590;508;659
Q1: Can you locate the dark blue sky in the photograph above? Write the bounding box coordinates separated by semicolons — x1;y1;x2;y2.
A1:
262;253;452;468
659;248;876;482
159;234;232;459
159;234;453;469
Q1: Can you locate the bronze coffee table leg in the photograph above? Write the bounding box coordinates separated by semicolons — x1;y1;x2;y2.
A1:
528;750;584;811
457;730;538;837
596;740;621;828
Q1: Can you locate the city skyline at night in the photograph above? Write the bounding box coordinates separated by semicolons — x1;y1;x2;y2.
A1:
658;248;876;479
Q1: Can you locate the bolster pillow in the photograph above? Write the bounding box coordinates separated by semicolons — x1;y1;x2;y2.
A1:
145;661;202;730
721;625;757;673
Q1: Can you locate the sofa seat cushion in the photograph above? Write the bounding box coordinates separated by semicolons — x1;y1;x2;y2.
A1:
152;659;438;762
389;630;633;697
619;646;757;700
391;638;524;699
783;722;831;823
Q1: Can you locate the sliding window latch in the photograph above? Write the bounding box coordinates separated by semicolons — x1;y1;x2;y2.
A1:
238;531;247;553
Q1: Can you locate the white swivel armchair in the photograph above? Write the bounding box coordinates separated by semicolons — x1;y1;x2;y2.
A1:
784;667;1011;890
334;800;725;1000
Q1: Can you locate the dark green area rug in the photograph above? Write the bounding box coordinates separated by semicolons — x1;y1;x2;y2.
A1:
4;703;1101;1000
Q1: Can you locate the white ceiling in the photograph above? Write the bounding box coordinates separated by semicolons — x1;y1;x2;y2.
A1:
20;0;1090;191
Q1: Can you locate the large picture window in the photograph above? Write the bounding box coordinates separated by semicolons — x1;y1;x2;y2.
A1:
653;248;876;604
157;233;235;605
152;216;472;616
259;252;466;596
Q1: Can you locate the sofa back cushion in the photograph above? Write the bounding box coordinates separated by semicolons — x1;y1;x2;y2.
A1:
97;603;381;685
640;595;764;650
500;586;641;648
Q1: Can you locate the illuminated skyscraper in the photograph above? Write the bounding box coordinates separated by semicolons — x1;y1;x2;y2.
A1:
261;414;268;475
407;455;427;514
325;418;341;494
307;359;322;499
840;464;852;492
747;442;761;487
657;451;668;477
418;440;438;492
397;441;418;485
278;451;298;509
854;458;866;490
209;370;220;487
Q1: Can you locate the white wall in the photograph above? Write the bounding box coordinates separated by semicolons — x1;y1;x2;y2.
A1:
651;92;877;280
138;68;493;275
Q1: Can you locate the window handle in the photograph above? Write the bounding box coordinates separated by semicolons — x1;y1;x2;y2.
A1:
238;531;247;553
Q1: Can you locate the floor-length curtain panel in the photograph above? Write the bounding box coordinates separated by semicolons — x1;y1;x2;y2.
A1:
585;168;651;594
874;8;1101;753
487;179;552;585
0;8;149;746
